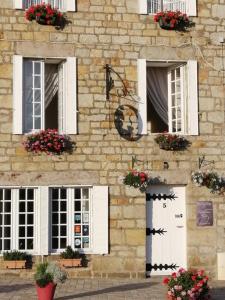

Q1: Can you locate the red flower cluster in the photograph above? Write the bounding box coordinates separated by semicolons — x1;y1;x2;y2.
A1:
163;268;210;300
154;11;189;30
25;3;63;25
123;170;149;190
23;129;70;155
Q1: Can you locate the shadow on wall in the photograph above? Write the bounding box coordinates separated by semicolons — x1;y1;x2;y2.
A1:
0;283;33;293
55;282;158;299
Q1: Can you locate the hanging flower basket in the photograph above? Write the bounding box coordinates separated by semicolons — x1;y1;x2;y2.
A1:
163;268;210;300
123;170;149;191
23;129;74;155
154;11;190;31
154;133;190;151
25;3;64;26
192;170;225;194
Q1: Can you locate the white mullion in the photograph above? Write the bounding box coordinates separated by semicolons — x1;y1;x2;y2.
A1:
32;61;35;131
180;66;185;134
67;188;73;248
89;188;92;250
41;61;45;130
12;189;18;250
168;70;172;133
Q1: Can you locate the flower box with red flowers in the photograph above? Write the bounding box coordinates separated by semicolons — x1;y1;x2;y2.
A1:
25;3;63;26
123;170;149;189
154;11;190;30
163;268;211;300
154;133;190;151
23;129;73;155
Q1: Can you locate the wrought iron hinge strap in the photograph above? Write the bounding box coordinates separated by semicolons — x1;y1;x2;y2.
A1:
146;263;178;272
146;193;177;201
146;228;167;236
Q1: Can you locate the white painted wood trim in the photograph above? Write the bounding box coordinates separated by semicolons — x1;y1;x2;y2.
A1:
64;57;77;134
92;186;108;254
187;60;199;135
139;0;148;14
137;59;147;135
188;0;197;16
39;187;49;255
14;0;23;9
66;0;76;11
13;55;23;134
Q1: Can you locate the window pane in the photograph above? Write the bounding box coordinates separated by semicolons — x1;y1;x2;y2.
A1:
82;189;89;199
52;201;59;212
60;226;67;236
27;189;34;200
4;227;10;238
52;213;59;224
19;189;26;200
4;239;10;250
34;90;41;103
27;214;33;225
4;215;11;225
74;189;81;199
60;214;67;224
0;189;3;200
60;201;67;211
5;189;11;200
34;118;41;130
52;226;58;236
19;239;25;250
19;202;26;212
34;62;41;74
52;189;59;200
27;202;34;212
60;238;67;249
34;76;41;88
61;189;67;199
4;202;11;213
19;227;25;237
75;201;81;211
52;238;58;249
19;214;25;225
27;239;33;250
27;227;33;237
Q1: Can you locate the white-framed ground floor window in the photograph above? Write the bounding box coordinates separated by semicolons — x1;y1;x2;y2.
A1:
0;186;108;255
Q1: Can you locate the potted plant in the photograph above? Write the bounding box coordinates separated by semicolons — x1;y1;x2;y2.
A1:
163;268;210;300
59;246;86;268
35;262;67;300
25;3;64;26
154;11;190;31
3;250;31;269
23;129;74;155
192;170;225;194
123;170;149;191
154;133;190;151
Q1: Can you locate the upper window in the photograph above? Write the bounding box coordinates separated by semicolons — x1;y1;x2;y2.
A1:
139;0;197;16
14;0;76;11
137;59;199;135
13;56;77;135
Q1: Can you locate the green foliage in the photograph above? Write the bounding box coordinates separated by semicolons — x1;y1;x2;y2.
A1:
123;171;148;189
60;246;88;267
3;250;31;261
155;133;190;151
35;262;67;288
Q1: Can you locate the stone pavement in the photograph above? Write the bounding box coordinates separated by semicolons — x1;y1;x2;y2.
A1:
0;277;225;300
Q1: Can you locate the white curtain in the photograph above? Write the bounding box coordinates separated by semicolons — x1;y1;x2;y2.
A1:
147;67;168;125
45;64;58;110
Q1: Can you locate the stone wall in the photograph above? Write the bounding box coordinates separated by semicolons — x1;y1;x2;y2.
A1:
0;0;225;278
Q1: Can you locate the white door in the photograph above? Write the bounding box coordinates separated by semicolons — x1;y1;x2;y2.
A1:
146;185;187;276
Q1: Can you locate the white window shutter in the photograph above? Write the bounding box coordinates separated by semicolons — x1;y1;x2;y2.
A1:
139;0;148;14
64;57;77;134
66;0;76;11
38;187;49;255
14;0;23;9
137;59;147;135
187;0;197;16
13;55;23;134
187;60;199;135
92;186;108;254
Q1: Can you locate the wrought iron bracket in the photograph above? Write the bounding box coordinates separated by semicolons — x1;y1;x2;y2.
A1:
199;155;215;169
104;64;129;100
146;228;167;236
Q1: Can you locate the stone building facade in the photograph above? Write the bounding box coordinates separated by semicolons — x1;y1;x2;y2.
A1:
0;0;225;279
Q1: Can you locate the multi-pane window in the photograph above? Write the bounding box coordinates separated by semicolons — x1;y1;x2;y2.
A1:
50;187;91;252
0;188;36;253
0;189;12;251
23;0;64;10
18;188;35;250
147;0;187;14
13;55;77;135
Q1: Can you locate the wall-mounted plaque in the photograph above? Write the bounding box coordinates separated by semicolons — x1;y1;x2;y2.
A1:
197;201;213;226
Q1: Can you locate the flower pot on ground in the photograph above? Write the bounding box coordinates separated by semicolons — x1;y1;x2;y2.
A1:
59;246;87;268
3;250;31;269
35;262;67;300
154;133;190;151
163;268;210;300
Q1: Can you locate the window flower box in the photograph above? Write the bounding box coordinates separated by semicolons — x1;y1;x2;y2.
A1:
25;3;64;26
154;11;190;31
3;250;31;269
59;246;87;268
23;129;74;155
154;133;190;151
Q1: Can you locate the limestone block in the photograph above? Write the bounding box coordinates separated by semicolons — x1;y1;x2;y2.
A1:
0;64;12;79
125;229;145;246
208;112;224;124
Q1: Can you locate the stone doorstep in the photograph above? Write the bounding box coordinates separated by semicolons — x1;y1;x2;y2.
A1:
0;267;92;280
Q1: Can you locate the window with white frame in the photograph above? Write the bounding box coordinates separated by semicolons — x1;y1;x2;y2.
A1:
50;187;91;252
13;56;77;135
0;186;108;255
14;0;76;11
0;188;37;253
137;60;198;135
139;0;197;16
